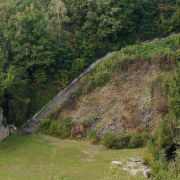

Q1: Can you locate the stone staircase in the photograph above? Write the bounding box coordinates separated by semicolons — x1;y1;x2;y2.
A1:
22;52;112;132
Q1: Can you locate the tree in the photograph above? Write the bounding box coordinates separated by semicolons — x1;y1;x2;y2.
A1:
4;4;57;84
48;0;70;43
0;66;15;106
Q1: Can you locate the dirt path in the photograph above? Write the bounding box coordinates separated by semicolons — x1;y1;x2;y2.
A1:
142;32;178;44
22;33;179;132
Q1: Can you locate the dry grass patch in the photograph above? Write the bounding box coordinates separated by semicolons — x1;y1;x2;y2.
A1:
52;61;169;136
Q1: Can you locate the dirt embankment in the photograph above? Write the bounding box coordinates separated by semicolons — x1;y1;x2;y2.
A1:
59;61;168;135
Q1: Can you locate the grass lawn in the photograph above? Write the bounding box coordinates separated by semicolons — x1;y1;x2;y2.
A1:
0;134;145;180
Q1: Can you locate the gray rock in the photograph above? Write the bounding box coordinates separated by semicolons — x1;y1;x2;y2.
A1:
18;130;32;136
119;168;129;171
141;165;148;169
111;161;122;165
142;165;148;178
129;157;141;162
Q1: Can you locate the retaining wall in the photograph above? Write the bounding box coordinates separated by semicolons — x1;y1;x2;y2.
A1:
0;110;9;142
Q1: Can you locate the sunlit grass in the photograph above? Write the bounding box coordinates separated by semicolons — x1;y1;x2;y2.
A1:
0;134;145;180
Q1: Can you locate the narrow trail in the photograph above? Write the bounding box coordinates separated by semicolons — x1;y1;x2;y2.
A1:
22;33;179;132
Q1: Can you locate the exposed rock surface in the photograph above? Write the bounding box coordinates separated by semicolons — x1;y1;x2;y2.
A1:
129;157;141;162
115;157;151;178
111;161;122;165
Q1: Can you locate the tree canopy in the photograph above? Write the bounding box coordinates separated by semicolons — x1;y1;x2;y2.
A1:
0;0;180;125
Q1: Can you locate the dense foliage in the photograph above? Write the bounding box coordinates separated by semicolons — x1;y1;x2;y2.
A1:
101;131;148;149
1;0;180;126
1;0;180;178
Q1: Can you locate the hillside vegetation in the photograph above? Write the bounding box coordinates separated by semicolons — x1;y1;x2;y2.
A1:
38;35;180;179
1;0;180;126
1;0;180;179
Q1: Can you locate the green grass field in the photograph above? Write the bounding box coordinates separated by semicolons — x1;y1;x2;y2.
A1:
0;134;145;180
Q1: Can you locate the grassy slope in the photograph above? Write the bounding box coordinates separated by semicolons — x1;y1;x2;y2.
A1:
0;134;144;180
52;35;180;136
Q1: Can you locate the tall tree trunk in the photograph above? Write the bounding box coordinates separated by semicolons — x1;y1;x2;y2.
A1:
57;9;61;43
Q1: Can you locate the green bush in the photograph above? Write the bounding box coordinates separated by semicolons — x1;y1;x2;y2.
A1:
39;119;59;135
38;118;72;139
162;68;180;117
149;152;180;179
101;132;115;148
70;58;86;79
155;114;175;150
61;118;72;127
38;118;51;132
128;135;141;148
138;131;149;146
76;134;82;140
95;72;111;87
87;129;98;144
100;132;146;149
81;118;90;127
112;136;123;149
150;161;167;179
48;120;58;135
57;118;72;139
57;125;71;139
47;108;58;120
121;133;132;147
142;140;159;165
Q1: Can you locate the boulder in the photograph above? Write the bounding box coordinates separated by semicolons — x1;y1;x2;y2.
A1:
111;161;122;165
